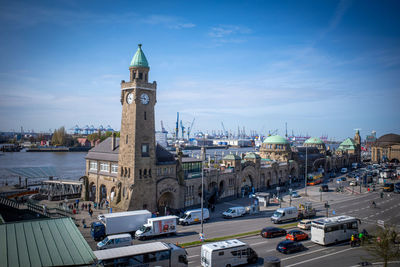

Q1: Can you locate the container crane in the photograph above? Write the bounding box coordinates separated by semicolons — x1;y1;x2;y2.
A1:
221;122;228;138
175;112;179;141
180;120;185;140
160;120;168;133
187;118;195;140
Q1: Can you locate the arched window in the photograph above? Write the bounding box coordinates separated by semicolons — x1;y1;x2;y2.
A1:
149;169;152;177
144;169;147;177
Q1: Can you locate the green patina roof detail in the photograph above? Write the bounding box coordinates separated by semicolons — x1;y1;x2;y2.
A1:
223;154;241;160
338;138;356;150
263;135;289;144
130;44;149;68
304;137;325;145
0;217;96;267
244;152;261;159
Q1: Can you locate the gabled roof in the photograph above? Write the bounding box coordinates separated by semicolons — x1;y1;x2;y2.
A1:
130;44;149;68
156;144;176;164
0;217;96;267
85;137;119;162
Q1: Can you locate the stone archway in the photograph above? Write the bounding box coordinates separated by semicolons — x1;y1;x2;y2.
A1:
240;175;253;197
158;192;175;215
219;180;225;196
99;184;107;202
89;182;96;202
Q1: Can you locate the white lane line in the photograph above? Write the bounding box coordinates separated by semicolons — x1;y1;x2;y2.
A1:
281;247;329;261
251;241;267;246
284;247;355;267
187;255;199;259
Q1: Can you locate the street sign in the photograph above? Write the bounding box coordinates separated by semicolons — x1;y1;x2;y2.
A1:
332;210;336;215
377;220;385;228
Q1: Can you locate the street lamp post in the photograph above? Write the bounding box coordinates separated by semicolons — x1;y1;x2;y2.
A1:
305;146;308;196
201;152;204;237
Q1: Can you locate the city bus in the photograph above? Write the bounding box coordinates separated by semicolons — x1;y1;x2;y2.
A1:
307;172;323;186
311;216;359;245
93;242;188;267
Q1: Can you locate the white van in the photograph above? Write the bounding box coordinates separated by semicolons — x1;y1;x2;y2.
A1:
97;233;132;250
201;239;258;267
271;207;298;224
179;208;210;225
222;206;246;219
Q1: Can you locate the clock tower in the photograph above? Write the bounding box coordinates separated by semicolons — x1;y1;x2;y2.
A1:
116;44;157;211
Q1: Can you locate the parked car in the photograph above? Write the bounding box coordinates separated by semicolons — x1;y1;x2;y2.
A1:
222;206;246;219
297;219;312;230
286;230;309;241
260;227;287;238
349;180;357;186
383;183;394;192
291;191;300;198
276;240;305;254
394;183;400;193
320;184;329;192
96;234;132;250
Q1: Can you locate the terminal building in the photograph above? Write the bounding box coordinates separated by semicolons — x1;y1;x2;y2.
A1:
81;45;361;213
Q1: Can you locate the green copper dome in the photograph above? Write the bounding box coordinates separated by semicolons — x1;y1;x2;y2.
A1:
130;44;149;68
223;154;241;160
263;135;289;145
304;137;324;145
244;152;261;159
337;138;356;151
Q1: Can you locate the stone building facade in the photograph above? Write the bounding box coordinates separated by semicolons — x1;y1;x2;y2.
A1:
81;46;360;213
371;133;400;163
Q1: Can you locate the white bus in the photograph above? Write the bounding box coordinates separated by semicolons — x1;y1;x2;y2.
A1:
93;242;188;267
201;239;258;267
311;216;359;245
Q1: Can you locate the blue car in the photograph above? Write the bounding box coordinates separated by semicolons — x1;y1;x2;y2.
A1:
276;240;305;254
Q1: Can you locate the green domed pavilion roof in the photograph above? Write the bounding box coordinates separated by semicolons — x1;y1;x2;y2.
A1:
130;44;149;68
263;135;289;145
304;137;324;145
337;138;356;151
223;154;241;160
244;152;261;159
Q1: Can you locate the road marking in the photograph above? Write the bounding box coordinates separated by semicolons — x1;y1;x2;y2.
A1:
284;247;355;267
251;241;267;246
281;247;329;261
187;255;199;258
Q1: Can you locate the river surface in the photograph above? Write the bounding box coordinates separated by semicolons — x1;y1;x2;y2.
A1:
0;147;257;186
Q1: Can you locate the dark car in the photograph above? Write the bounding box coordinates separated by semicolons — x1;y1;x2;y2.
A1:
260;227;287;238
394;183;400;194
320;184;329;192
383;183;394;192
276;240;305;254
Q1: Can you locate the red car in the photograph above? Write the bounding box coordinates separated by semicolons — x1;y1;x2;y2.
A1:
286;230;308;241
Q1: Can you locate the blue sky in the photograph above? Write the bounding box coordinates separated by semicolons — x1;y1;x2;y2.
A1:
0;0;399;141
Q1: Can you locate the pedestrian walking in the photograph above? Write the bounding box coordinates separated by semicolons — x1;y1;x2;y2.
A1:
81;203;84;210
89;208;93;217
88;203;92;210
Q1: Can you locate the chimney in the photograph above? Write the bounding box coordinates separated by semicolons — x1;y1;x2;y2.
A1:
111;132;116;151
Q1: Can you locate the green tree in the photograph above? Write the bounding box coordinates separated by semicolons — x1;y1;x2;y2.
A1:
51;126;67;146
362;226;400;267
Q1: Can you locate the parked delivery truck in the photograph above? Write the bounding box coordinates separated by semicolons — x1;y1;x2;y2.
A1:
135;215;178;240
91;210;152;240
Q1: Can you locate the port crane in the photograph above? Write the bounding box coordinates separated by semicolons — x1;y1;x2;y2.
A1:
187;118;195;140
221;122;228;138
160;120;168;134
175;112;179;141
180;120;185;140
268;129;278;136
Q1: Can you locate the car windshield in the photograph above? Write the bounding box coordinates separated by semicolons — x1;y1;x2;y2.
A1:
226;209;234;213
100;237;109;245
273;211;282;217
138;225;147;232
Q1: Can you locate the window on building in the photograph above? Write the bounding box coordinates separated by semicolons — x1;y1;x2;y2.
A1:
132;72;136;79
149;169;152;177
139;169;142;179
139;73;143;79
144;169;147;177
111;163;118;173
100;162;109;172
126;135;128;144
90;161;97;170
142;143;149;157
144;111;147;120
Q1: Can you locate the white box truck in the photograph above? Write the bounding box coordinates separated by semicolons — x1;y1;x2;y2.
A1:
179;208;210;225
91;210;152;240
135;215;178;240
271;206;298;224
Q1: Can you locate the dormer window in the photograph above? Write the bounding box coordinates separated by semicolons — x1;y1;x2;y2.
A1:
139;73;143;80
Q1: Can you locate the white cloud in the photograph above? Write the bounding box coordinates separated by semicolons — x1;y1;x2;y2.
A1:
141;14;195;29
209;25;252;38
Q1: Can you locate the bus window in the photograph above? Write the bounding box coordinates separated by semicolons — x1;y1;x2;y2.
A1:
218;251;224;256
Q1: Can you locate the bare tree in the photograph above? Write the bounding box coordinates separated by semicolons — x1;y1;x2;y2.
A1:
362;226;400;267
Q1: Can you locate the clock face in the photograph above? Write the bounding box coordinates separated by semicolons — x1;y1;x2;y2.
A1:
126;93;134;104
140;93;149;105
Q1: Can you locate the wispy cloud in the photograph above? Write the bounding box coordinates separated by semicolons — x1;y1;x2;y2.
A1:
209;25;252;38
141;14;195;29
